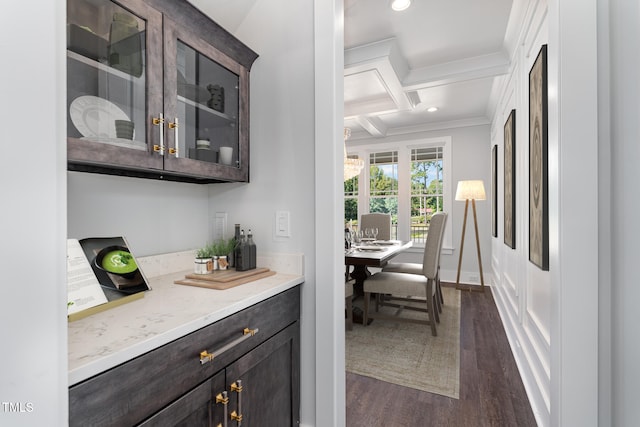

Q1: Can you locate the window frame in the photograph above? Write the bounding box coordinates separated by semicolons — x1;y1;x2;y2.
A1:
346;136;452;253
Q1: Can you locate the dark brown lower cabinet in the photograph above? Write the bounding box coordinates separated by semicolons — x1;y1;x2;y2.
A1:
70;286;300;426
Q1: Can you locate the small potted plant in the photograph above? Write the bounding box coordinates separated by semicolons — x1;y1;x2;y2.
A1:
194;245;214;274
212;238;235;270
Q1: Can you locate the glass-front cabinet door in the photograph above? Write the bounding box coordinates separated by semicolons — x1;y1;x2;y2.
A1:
67;0;255;182
162;17;250;182
67;0;163;171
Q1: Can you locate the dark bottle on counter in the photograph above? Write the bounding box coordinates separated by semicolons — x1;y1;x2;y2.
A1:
230;224;241;267
247;229;256;269
235;229;249;271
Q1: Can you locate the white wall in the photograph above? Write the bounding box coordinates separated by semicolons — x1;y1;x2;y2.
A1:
608;0;640;424
68;172;210;256
0;1;67;426
349;124;492;286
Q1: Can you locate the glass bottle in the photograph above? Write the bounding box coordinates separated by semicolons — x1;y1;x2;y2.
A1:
235;229;247;271
247;229;256;269
231;223;241;267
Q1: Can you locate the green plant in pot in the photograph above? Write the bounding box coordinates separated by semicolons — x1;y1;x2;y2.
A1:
194;245;214;274
212;238;235;270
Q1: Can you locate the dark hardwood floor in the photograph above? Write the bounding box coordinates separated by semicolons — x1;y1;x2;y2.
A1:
346;284;538;427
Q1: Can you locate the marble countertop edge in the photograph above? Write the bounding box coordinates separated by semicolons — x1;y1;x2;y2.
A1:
68;255;304;386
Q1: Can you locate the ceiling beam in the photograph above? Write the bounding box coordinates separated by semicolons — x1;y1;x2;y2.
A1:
344;38;413;115
353;116;388;138
402;51;510;91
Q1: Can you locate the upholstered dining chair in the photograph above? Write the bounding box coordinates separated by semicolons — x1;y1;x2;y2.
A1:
360;213;392;240
382;212;448;313
362;212;447;336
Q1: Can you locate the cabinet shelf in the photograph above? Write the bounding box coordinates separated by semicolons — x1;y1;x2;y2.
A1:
67;49;143;82
177;95;236;124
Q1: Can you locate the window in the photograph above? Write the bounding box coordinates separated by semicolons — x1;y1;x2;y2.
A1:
345;137;451;251
344;154;360;224
410;147;443;243
369;151;398;239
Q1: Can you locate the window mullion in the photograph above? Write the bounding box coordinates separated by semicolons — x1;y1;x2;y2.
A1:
397;147;411;241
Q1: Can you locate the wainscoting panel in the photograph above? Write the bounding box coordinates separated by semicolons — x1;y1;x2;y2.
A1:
488;2;550;424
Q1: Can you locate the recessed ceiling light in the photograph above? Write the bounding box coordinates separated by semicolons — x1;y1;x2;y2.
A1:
427;107;439;113
391;0;411;12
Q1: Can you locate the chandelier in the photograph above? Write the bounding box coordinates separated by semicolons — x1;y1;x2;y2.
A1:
344;128;364;181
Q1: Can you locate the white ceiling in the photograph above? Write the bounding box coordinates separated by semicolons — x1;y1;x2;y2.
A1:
344;0;517;140
189;0;520;141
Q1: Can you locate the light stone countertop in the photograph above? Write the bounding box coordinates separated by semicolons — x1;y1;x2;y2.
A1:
68;251;304;386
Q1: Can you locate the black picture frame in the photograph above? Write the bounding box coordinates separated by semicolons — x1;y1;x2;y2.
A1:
504;109;516;249
529;44;549;270
492;144;498;238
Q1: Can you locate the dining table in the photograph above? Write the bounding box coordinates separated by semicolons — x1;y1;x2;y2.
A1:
345;240;413;325
345;240;413;288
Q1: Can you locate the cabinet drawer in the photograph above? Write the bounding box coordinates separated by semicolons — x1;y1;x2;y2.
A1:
69;286;300;426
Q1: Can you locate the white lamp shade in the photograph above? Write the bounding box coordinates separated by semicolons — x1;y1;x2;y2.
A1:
455;180;486;201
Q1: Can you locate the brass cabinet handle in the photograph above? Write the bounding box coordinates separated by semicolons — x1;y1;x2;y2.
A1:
230;380;243;425
215;391;228;427
168;117;179;157
199;328;259;365
152;113;165;155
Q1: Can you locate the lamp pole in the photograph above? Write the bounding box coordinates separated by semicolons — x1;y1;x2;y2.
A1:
455;180;486;292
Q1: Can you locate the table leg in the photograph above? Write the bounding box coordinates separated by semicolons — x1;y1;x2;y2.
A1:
350;265;370;292
348;265;372;325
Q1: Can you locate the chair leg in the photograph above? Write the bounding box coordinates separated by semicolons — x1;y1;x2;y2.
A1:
437;267;444;306
434;281;443;315
346;296;353;330
363;292;370;326
426;280;437;336
432;295;440;323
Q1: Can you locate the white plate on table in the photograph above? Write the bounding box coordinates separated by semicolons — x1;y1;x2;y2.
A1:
358;245;385;252
70;95;129;138
373;240;396;246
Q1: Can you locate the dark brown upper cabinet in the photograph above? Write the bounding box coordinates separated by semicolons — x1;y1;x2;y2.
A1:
66;0;258;183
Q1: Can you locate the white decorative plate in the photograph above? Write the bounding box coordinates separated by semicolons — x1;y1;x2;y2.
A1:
70;95;129;138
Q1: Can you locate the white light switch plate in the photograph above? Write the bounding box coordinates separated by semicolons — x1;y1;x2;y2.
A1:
275;211;290;237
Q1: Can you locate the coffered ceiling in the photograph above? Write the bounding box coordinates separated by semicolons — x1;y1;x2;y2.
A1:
344;0;518;141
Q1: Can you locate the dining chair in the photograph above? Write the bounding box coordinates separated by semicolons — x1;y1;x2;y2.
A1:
360;213;392;240
362;212;447;336
382;212;448;312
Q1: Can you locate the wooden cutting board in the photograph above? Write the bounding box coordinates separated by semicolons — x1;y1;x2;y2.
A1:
175;268;276;290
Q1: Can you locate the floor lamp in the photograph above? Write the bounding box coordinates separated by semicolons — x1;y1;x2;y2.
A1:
455;180;486;292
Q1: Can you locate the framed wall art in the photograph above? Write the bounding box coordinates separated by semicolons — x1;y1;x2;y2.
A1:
492;144;498;238
529;44;549;270
504;110;516;248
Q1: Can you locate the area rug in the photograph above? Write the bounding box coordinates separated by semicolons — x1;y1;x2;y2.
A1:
345;286;461;398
